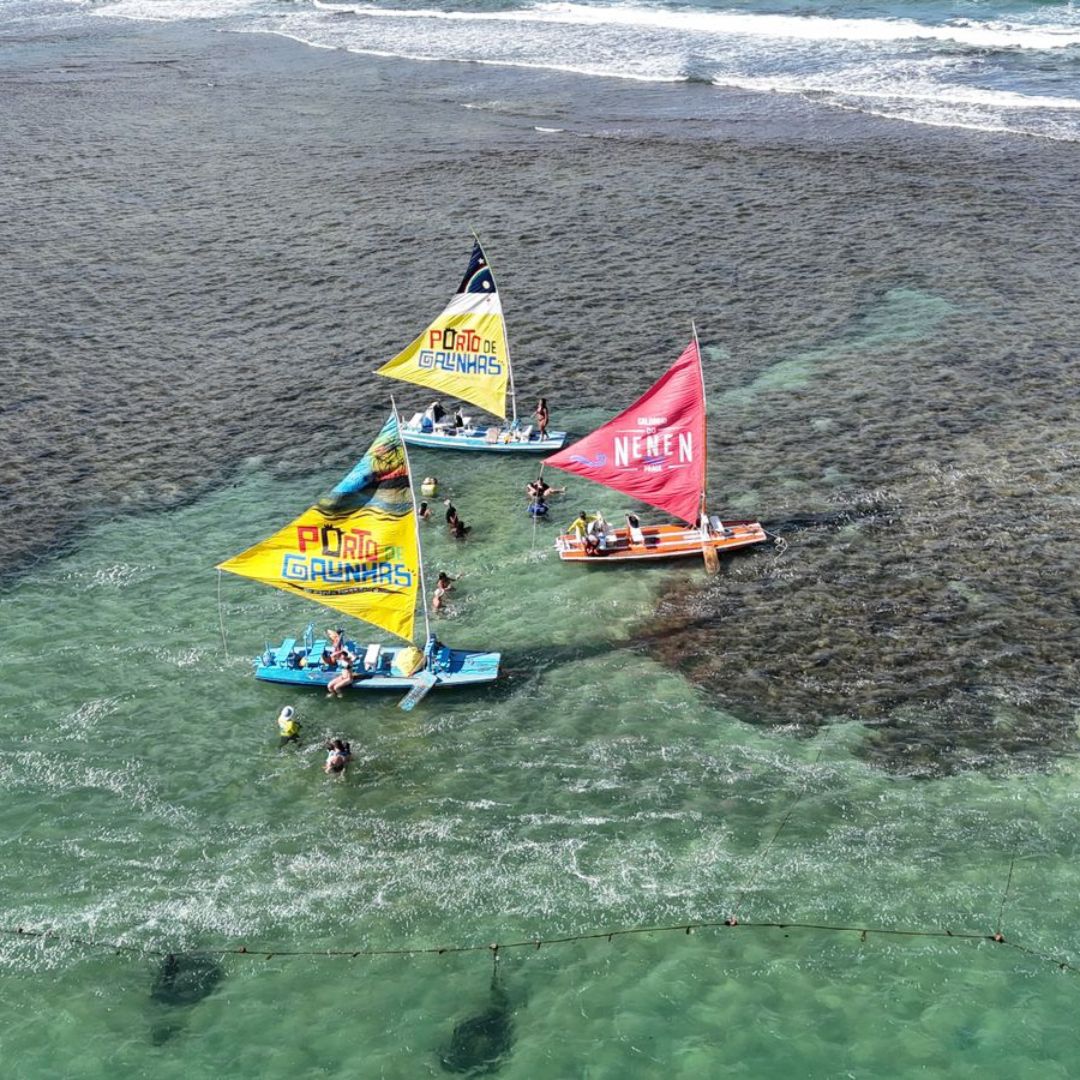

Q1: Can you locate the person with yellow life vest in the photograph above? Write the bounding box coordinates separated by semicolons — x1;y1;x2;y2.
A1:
567;510;592;539
568;510;605;553
277;706;301;746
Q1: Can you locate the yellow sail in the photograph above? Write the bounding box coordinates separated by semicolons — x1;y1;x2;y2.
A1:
375;240;510;419
217;414;418;642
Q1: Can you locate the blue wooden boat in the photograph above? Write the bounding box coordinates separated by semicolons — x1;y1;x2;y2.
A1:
376;236;567;454
256;626;501;693
399;412;566;454
217;411;501;707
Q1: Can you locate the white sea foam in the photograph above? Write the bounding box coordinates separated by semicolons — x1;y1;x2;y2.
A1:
713;63;1080;113
94;0;256;18
304;0;1080;51
81;0;1080;147
92;0;1080;52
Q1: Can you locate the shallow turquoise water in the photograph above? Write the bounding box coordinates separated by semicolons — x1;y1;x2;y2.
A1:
3;434;1080;1077
4;14;1080;1071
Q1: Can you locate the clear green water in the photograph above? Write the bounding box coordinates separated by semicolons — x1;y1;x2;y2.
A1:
2;435;1079;1077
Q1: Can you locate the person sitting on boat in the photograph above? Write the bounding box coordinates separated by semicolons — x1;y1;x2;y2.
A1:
326;650;356;698
324;738;351;774
426;401;446;426
452;407;465;429
587;511;610;551
321;628;347;667
534;398;550;439
569;510;602;553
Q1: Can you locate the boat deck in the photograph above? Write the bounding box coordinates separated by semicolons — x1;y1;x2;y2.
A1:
555;520;768;563
401;419;566;453
255;636;501;691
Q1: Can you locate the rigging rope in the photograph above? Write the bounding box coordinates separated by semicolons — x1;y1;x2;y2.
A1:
530;463;544;551
216;569;229;661
997;853;1017;940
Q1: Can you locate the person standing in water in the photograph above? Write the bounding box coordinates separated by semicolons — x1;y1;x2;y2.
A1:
277;706;301;746
432;571;456;614
444;500;471;539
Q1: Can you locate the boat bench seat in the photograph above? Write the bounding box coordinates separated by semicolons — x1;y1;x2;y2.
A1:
274;638;297;664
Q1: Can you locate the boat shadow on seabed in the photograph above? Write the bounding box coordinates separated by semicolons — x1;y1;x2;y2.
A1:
148;952;225;1045
439;953;517;1076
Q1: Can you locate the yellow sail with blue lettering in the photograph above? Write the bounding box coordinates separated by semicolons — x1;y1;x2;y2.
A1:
375;240;510;418
216;414;418;642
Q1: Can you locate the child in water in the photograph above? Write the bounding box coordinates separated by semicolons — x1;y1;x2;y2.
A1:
277;706;301;746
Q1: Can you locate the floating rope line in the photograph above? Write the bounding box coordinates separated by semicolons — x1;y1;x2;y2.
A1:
4;920;1076;975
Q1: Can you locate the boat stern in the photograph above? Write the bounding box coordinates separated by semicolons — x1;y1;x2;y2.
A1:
430;642;502;685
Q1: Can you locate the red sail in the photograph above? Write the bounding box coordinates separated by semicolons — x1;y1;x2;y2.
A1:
545;339;706;525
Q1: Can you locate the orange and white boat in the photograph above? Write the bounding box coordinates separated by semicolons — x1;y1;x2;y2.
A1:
545;327;767;572
555;519;766;563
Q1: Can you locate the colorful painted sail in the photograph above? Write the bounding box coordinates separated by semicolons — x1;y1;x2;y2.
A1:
375;240;510;418
217;414;419;641
545;338;707;526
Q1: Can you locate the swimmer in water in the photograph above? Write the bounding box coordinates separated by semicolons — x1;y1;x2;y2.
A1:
323;738;352;775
